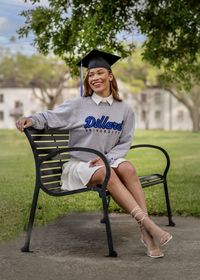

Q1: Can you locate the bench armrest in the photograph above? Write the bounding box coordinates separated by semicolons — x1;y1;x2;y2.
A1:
130;144;170;177
39;147;111;191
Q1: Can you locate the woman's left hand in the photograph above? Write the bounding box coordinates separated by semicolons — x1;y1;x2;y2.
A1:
89;157;104;167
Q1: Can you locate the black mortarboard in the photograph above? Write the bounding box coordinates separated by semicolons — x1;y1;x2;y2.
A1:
77;49;121;95
77;49;121;69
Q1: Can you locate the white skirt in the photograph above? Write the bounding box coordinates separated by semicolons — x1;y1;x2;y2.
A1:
60;158;127;191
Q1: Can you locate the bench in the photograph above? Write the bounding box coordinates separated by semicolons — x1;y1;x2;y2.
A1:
21;127;175;257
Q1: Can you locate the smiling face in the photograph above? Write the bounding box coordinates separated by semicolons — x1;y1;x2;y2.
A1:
88;67;113;97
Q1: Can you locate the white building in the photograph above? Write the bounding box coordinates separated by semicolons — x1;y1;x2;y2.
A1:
0;86;193;130
0;88;45;129
137;90;192;131
0;87;78;129
117;81;192;131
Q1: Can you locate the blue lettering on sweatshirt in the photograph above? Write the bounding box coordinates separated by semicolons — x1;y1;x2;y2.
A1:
84;115;123;131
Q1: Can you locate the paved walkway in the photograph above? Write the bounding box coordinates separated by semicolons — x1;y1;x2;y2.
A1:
0;213;200;280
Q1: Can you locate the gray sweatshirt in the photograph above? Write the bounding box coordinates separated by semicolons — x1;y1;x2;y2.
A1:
30;96;135;163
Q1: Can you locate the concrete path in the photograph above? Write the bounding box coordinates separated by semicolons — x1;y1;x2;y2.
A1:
0;213;200;280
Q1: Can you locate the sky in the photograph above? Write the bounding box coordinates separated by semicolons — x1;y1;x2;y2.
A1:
0;0;48;54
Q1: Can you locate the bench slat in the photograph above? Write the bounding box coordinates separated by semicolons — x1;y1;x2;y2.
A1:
40;161;65;168
41;174;62;183
31;135;69;140
34;139;69;143
41;172;62;178
40;167;62;176
40;159;69;168
34;142;69;147
29;128;69;134
42;180;61;187
37;149;69;155
38;153;70;160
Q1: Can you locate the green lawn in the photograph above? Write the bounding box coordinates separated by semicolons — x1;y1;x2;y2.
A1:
0;129;200;243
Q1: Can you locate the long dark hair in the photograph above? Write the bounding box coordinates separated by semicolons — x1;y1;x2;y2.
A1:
83;69;122;102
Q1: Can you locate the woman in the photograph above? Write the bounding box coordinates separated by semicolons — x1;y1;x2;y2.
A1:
16;49;172;258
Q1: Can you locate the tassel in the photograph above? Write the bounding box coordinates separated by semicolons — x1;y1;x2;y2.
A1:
80;61;83;96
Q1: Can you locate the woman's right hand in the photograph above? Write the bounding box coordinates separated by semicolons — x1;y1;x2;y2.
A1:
16;117;33;132
89;157;104;167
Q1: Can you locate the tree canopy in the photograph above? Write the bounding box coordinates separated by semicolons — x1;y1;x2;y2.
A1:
115;49;161;93
18;0;200;81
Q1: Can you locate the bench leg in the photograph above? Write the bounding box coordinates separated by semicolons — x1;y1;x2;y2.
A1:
163;180;175;226
101;191;117;257
100;195;111;224
21;185;40;252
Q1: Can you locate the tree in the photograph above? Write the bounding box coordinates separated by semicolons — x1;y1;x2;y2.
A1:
160;74;200;132
169;87;200;132
114;49;162;129
115;49;200;131
18;0;200;81
115;49;160;92
0;51;77;109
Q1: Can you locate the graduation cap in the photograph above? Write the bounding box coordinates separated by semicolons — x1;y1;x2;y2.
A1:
77;49;121;96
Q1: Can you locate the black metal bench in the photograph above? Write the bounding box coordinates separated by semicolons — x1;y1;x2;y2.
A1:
21;127;175;257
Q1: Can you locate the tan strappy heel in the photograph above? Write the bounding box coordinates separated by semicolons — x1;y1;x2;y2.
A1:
160;233;173;247
130;205;172;247
130;206;170;258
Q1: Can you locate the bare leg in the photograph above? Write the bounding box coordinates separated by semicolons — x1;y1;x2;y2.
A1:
89;167;140;211
114;161;162;255
88;166;172;257
114;161;147;211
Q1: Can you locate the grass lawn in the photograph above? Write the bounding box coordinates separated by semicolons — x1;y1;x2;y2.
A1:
0;129;200;243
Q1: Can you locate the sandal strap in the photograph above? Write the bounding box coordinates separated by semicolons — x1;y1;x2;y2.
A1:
130;206;139;216
130;206;147;225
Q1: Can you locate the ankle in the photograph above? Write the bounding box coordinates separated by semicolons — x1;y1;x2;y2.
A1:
130;206;147;225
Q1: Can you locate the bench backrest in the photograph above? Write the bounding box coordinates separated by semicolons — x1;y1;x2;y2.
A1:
25;127;74;196
25;127;111;196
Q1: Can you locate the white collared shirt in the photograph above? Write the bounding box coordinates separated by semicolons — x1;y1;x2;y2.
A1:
92;92;114;105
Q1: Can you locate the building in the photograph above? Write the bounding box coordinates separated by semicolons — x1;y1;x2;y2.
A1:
117;80;193;131
133;89;192;131
0;85;193;130
0;87;78;129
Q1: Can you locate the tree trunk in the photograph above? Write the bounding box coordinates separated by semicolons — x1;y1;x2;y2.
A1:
189;106;200;132
166;88;200;132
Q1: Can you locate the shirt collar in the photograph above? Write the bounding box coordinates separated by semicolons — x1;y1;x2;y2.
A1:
92;92;114;105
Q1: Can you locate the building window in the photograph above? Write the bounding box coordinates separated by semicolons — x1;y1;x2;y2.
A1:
0;111;4;120
15;101;23;108
154;92;161;105
10;101;23;119
0;94;4;103
177;110;184;122
155;110;161;120
141;93;147;103
141;110;146;121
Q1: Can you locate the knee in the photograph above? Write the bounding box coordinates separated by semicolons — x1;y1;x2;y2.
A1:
91;167;117;186
100;168;118;186
117;161;137;177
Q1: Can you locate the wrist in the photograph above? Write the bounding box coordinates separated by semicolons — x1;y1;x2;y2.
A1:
106;156;115;165
29;117;35;126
